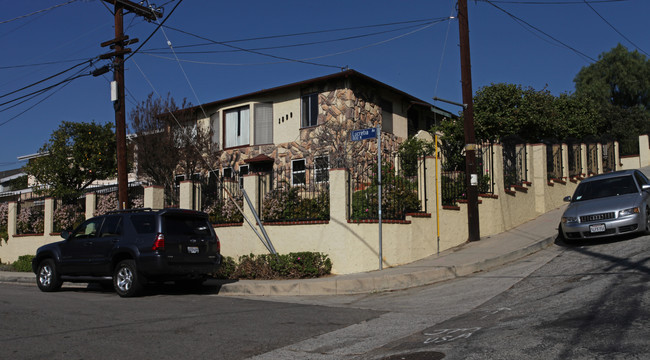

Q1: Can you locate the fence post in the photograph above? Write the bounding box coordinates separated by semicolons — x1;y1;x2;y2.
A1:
85;192;96;219
580;144;588;177
242;173;259;221
8;201;17;239
44;198;54;235
597;142;604;174
329;168;348;223
492;143;505;196
179;180;194;210
144;186;164;210
561;143;569;179
531;143;547;214
639;135;650;167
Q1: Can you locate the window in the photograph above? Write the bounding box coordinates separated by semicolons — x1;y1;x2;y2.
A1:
100;216;122;237
292;159;306;186
254;103;273;145
380;99;393;134
131;214;156;234
72;218;104;240
315;156;329;183
223;167;233;178
239;165;249;187
224;106;250;148
301;93;319;128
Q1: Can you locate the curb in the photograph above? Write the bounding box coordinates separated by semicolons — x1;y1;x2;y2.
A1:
215;235;557;296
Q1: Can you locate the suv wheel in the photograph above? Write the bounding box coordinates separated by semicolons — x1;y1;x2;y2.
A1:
113;260;143;297
36;259;63;292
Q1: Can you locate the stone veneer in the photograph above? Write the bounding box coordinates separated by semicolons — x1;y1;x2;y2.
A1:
217;87;402;172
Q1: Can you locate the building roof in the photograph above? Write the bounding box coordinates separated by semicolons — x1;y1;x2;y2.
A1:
186;69;453;118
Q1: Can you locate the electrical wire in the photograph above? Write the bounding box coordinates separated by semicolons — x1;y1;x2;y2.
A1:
478;0;629;4
582;0;648;56
143;20;446;67
434;1;457;101
143;21;442;55
0;59;93;99
145;0;209;121
0;0;79;25
482;0;597;62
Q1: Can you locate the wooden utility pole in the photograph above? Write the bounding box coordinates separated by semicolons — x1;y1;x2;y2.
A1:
100;1;160;209
458;0;480;241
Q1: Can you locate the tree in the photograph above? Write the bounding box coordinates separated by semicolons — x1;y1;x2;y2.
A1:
574;44;650;110
574;44;650;155
129;93;219;199
23;121;117;202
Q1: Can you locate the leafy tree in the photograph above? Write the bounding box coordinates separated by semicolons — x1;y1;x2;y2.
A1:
129;93;219;200
23;121;117;202
574;44;650;110
574;44;650;154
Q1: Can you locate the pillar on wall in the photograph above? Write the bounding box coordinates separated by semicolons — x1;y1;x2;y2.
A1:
531;144;547;214
144;186;164;210
85;192;96;219
241;173;259;221
561;144;569;179
597;142;604;174
329;168;348;223
44;198;54;235
639;135;650;167
492;143;505;196
179;181;201;210
8;201;17;239
580;144;588;177
424;156;438;217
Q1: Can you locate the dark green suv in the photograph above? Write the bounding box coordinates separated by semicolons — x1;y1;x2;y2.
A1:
32;208;222;297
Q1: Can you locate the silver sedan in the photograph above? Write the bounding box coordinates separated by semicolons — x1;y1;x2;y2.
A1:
560;169;650;240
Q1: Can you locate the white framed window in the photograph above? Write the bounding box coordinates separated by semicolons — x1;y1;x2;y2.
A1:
301;93;319;128
224;106;250;148
254;103;273;145
292;159;306;186
315;155;329;183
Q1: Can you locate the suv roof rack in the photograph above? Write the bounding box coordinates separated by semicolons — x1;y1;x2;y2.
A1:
106;208;153;214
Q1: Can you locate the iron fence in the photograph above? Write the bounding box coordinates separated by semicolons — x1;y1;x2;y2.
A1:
602;142;615;173
258;164;330;222
15;197;46;234
439;142;494;206
546;143;563;180
348;152;424;221
502;138;528;188
587;143;599;175
200;171;244;224
568;142;582;177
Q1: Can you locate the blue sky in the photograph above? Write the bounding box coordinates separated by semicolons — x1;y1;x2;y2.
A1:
1;0;648;171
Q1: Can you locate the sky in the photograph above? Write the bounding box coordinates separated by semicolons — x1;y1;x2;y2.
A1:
1;0;648;172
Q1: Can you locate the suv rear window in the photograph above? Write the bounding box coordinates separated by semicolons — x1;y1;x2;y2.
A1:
163;216;212;236
131;214;157;234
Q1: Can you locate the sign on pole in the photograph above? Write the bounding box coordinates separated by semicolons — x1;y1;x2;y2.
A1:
350;126;383;270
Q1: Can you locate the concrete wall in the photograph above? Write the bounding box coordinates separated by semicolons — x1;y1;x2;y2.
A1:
1;138;642;273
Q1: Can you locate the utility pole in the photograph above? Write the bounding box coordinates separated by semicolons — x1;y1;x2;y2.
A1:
458;0;480;241
100;0;160;209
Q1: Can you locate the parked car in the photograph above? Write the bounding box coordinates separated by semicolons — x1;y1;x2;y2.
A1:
32;208;222;297
560;169;650;241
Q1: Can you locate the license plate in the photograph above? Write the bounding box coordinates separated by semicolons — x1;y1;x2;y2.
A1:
589;224;606;233
187;246;199;254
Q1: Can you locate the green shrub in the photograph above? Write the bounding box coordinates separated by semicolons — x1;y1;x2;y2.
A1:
215;252;332;280
12;255;34;272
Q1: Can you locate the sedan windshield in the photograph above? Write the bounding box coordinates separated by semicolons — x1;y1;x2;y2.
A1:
572;175;638;202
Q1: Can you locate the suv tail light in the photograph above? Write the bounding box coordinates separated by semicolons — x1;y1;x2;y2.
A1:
152;233;165;251
216;236;221;252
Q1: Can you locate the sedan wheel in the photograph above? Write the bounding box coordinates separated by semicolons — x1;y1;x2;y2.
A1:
113;260;143;297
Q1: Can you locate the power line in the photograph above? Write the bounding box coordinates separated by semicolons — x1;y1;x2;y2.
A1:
0;59;94;99
0;0;80;25
143;21;443;56
582;0;648;56
482;0;597;62
478;0;629;4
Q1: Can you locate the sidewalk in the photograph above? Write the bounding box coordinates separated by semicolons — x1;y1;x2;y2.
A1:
1;206;563;296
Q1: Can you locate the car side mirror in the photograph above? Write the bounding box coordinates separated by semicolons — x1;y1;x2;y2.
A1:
642;184;650;192
61;230;70;240
563;196;572;202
